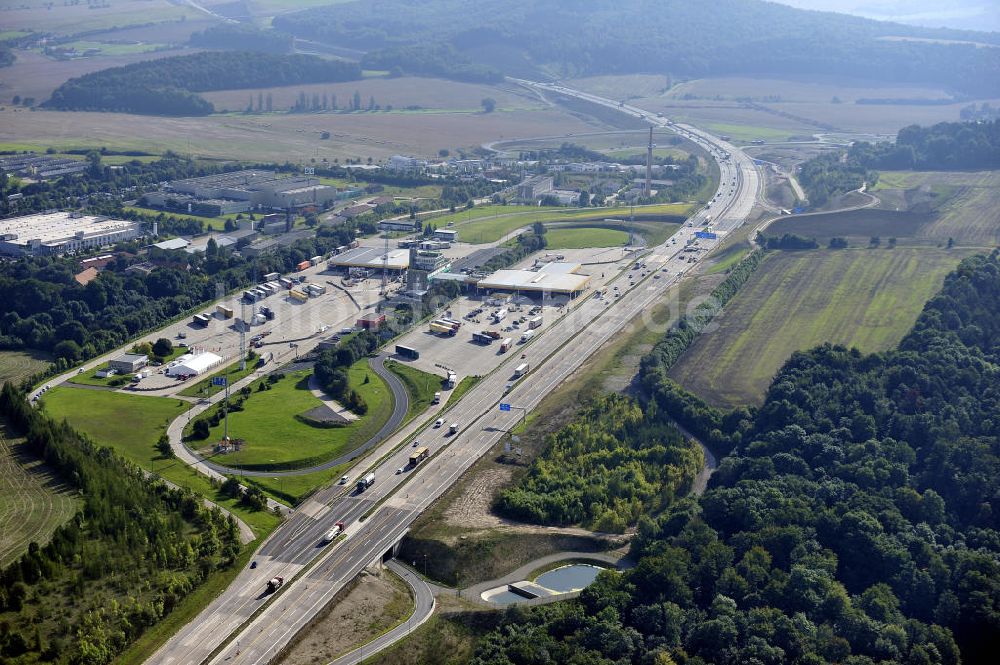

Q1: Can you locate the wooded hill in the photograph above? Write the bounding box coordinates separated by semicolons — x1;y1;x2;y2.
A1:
274;0;1000;96
45;51;362;115
472;249;1000;664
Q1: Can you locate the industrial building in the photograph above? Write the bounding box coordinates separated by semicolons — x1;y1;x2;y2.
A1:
378;220;419;233
517;175;554;202
432;229;458;242
0;153;89;180
166;351;224;377
142;191;251;217
327;246;410;271
476;262;591;296
164;170;341;210
109;353;149;374
356;313;386;331
0;212;143;256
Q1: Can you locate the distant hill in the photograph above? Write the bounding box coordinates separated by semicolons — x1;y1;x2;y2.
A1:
273;0;1000;96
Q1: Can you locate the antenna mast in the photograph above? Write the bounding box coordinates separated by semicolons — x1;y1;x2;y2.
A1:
645;126;653;199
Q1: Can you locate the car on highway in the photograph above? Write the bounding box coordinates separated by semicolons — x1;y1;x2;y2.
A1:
434;418;444;428
396;467;404;475
339;475;349;485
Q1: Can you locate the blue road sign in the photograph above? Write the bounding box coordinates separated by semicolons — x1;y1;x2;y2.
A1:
212;377;228;387
499;403;511;412
695;231;718;240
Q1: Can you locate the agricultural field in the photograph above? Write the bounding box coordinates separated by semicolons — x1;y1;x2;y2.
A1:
669;247;974;406
0;0;201;35
201;78;543;115
0;426;79;568
190;363;391;471
0;100;601;162
771;170;1000;247
0;349;51;386
544;226;630;249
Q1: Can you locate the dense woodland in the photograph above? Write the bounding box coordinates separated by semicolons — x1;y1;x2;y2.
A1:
312;331;381;415
797;152;875;207
473;252;1000;664
0;384;242;663
849;120;1000;171
0;47;13;68
189;24;293;55
45;52;361;115
274;0;1000;96
495;394;702;533
360;44;503;83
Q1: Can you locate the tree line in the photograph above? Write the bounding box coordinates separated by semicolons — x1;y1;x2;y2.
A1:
471;249;1000;665
274;0;1000;97
45;51;362;116
849;119;1000;171
189;23;293;55
0;383;242;663
360;43;504;83
313;330;381;415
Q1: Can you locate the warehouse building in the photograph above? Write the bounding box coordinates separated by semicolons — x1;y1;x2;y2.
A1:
165;170;341;209
109;353;149;374
0;212;143;256
166;351;223;377
327;246;410;271
476;262;591;296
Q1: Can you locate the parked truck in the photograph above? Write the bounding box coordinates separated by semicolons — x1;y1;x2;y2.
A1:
396;345;419;360
356;472;375;492
193;313;211;326
528;316;543;330
266;577;284;593
217;305;234;319
430;321;457;336
309;255;323;267
264;272;280;282
492;308;508;323
472;331;494;344
500;338;513;353
289;289;309;302
520;330;535;343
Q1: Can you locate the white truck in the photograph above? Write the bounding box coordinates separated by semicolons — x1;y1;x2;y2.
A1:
356;472;375;492
514;363;529;378
492;308;508;323
323;521;345;543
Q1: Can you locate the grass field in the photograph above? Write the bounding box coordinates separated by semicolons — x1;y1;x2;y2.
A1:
38;386;282;532
2;0;199;35
0;350;51;386
434;203;691;244
191;363;392;470
545;226;630;249
123;205;244;231
0;425;79;568
385;360;442;422
669;247;972;406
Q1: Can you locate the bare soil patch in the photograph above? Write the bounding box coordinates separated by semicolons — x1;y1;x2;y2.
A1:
277;566;412;665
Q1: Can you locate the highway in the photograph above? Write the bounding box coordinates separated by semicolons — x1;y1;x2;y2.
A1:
148;81;760;665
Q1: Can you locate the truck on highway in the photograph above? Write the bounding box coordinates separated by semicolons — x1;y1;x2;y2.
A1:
356;472;375;492
448;423;459;435
322;521;345;543
514;363;529;378
409;446;429;466
266;577;284;593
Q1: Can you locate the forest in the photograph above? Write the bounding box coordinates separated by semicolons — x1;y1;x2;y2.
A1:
361;44;503;83
44;52;362;115
189;24;293;55
273;0;1000;96
312;331;382;415
797;151;875;207
495;394;702;533
0;383;242;663
471;251;1000;664
0;47;13;68
849;120;1000;171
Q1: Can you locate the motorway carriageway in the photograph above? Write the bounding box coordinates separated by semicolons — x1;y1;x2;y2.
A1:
149;85;760;665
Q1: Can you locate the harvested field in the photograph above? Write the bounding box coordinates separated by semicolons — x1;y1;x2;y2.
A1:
277;567;412;665
202;78;542;114
0;349;51;386
0;103;602;162
0;47;195;105
669;247;973;406
0;426;79;568
767;208;937;245
0;0;201;35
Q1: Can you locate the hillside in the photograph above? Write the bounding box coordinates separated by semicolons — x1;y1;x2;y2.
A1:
273;0;1000;96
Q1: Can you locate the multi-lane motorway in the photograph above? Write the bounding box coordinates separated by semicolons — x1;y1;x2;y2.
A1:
148;81;761;665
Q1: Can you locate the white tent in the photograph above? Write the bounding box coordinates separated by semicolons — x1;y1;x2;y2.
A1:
166;351;223;377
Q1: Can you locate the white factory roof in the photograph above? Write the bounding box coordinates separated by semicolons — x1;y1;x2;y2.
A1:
166;351;223;376
0;212;138;247
477;263;591;294
328;246;410;270
154;237;191;250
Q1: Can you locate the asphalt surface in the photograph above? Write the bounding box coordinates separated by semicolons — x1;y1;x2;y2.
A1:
148;81;761;665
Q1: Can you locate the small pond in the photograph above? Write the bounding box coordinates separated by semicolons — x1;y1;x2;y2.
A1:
534;564;603;593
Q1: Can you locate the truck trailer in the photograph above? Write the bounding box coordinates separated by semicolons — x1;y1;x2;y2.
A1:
430;321;457;336
217;305;234;319
193;313;211;326
514;363;530;378
356;472;375;492
500;338;513;353
289;289;309;302
472;331;494;344
266;577;284;593
396;345;419;360
409;446;429;466
528;316;543;330
322;521;345;543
